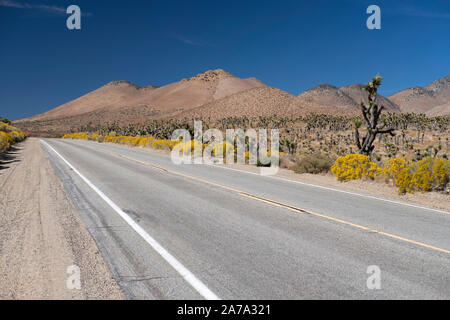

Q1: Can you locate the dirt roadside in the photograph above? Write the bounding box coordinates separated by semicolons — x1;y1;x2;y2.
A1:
0;139;124;299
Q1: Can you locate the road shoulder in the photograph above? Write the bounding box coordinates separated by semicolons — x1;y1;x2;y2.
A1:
0;139;124;299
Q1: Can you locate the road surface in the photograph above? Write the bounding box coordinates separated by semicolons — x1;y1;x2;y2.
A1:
39;138;450;299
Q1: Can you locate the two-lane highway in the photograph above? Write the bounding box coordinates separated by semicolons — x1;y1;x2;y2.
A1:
40;138;450;299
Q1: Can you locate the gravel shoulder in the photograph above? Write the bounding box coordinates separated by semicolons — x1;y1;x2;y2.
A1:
0;139;124;299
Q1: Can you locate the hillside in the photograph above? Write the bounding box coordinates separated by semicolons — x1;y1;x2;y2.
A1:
389;75;450;115
21;81;158;122
296;83;400;112
339;84;400;111
15;69;267;135
14;71;449;136
175;87;297;120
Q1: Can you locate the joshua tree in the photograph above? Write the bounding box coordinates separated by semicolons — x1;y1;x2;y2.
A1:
355;75;395;157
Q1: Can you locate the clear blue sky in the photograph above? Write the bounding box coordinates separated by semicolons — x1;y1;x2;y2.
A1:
1;0;449;120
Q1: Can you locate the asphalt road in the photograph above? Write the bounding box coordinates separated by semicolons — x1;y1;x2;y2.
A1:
40;138;450;299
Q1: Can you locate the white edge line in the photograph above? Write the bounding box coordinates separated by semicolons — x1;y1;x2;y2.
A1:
40;140;220;300
205;164;450;215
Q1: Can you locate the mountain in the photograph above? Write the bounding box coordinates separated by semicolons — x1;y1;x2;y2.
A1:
340;84;400;111
14;71;449;136
15;69;266;135
175;87;297;120
426;102;450;117
296;83;400;112
23;80;158;122
389;76;450;115
18;69;265;123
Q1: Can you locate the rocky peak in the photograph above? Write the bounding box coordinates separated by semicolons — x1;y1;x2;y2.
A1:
184;69;233;82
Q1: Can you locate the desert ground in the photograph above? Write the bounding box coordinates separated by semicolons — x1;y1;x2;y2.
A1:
0;139;123;299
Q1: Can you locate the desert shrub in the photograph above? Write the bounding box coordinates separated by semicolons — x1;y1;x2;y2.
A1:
176;140;203;153
293;153;334;174
137;136;153;147
211;141;234;157
88;133;102;142
383;157;407;184
0;122;23;134
331;154;382;182
0;124;26;152
397;157;449;194
65;132;162;149
121;136;140;145
152;139;174;150
256;159;272;167
8;131;26;143
256;150;281;167
103;135;120;143
0;131;11;152
64;132;88;140
0;122;12;132
279;153;295;169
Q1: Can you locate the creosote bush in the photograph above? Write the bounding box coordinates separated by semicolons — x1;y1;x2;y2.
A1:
293;153;334;174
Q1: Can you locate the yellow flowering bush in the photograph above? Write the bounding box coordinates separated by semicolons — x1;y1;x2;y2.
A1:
0;131;12;152
212;141;235;157
331;154;382;182
0;122;26;153
0;122;14;133
63;132;178;150
397;157;449;194
177;140;203;153
137;136;153;147
152;139;174;150
62;132;88;140
103;135;121;143
383;158;407;184
121;136;140;145
88;133;102;142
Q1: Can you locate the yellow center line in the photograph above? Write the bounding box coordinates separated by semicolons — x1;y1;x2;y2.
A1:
73;142;450;256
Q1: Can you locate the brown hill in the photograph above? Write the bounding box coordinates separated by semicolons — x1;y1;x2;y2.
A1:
174;87;296;121
296;83;400;112
21;81;159;122
14;71;448;136
389;75;450;115
15;69;266;135
18;69;265;123
175;85;364;122
339;84;400;111
426;102;450;117
297;84;357;109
